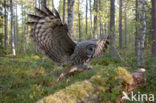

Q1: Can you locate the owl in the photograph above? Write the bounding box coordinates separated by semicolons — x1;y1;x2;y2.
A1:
26;6;110;82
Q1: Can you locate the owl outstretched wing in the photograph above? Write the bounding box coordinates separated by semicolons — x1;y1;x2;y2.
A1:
92;35;110;58
26;6;76;64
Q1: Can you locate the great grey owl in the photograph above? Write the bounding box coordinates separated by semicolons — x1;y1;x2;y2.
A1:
26;6;110;82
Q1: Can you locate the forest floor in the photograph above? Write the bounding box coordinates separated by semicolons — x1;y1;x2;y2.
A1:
0;50;156;103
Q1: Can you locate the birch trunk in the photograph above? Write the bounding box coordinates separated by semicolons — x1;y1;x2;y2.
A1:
10;0;16;55
78;0;81;41
135;0;139;55
62;0;66;23
85;0;88;39
41;0;46;10
52;0;54;9
137;0;146;67
89;0;92;38
93;0;98;39
67;0;75;39
15;1;19;52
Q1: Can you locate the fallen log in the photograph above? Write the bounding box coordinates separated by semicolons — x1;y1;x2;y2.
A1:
37;67;146;103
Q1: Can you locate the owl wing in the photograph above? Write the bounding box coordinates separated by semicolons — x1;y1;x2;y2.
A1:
92;35;110;58
26;6;76;64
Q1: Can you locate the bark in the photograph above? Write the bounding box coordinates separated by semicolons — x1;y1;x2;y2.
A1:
104;23;107;36
109;0;116;56
15;1;19;52
137;0;146;67
10;0;16;55
129;33;131;48
67;0;75;39
52;0;54;9
4;0;8;49
152;0;156;56
78;0;81;41
89;0;92;38
124;2;127;48
37;68;146;103
39;0;41;9
93;0;98;39
135;0;139;55
99;0;102;37
119;0;123;49
62;0;66;23
41;0;46;10
21;4;27;53
85;0;88;39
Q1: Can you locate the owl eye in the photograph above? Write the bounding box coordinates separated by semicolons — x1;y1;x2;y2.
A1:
89;48;93;51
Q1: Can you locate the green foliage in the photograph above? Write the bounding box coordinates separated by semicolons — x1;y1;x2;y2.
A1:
0;55;99;103
90;66;133;102
0;50;156;103
37;65;135;103
91;54;121;66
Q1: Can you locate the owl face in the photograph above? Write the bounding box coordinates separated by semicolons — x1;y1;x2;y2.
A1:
86;44;97;58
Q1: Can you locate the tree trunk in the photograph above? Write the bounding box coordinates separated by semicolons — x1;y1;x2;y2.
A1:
135;0;139;55
152;0;156;56
67;0;75;39
15;1;19;52
104;23;107;36
89;0;92;39
119;0;123;49
10;0;16;55
129;33;131;48
39;0;41;9
52;0;54;9
85;0;88;39
99;0;102;37
137;0;146;67
21;4;26;53
78;0;81;41
62;0;66;23
109;0;116;56
4;0;8;50
41;0;46;10
93;0;98;39
124;2;127;48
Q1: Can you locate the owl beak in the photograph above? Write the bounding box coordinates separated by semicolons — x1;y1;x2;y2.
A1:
87;55;92;58
87;55;93;58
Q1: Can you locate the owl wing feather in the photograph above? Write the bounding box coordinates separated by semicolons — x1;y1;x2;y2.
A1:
92;35;110;58
26;6;76;64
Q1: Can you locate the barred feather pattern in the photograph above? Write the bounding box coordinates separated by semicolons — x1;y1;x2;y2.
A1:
70;36;110;65
26;6;110;67
26;6;76;64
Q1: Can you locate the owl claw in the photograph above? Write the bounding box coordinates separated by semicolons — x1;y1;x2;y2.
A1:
56;65;92;82
84;65;92;70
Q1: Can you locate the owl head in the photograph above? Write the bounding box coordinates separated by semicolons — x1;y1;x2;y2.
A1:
86;44;97;58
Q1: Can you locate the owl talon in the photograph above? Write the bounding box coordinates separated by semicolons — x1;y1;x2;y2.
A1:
85;65;92;70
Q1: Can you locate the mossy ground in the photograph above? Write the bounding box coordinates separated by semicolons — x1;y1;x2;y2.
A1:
0;50;156;103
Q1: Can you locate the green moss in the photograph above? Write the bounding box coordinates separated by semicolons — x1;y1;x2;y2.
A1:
37;81;94;103
31;55;41;60
37;66;134;103
115;67;133;84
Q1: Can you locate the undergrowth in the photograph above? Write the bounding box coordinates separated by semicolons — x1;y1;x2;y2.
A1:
0;51;156;103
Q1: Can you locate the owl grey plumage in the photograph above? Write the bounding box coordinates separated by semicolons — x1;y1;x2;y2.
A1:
26;6;110;81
